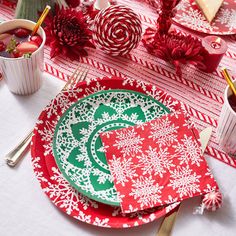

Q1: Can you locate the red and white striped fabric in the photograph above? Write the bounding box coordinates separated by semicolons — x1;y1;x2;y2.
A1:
0;0;236;167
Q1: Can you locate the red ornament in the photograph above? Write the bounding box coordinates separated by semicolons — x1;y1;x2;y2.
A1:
92;5;142;56
43;5;95;60
202;191;223;211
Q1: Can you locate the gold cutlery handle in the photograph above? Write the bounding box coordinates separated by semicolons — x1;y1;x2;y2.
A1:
4;65;88;167
5;131;33;167
157;209;179;236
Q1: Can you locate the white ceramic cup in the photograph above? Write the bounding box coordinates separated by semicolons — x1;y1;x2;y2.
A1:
0;19;46;95
216;80;236;157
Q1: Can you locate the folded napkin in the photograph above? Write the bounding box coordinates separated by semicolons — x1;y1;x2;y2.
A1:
100;110;219;213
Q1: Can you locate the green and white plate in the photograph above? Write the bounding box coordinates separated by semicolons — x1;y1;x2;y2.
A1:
53;89;170;206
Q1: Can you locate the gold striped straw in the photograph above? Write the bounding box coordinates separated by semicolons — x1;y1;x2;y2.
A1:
31;5;51;36
222;68;236;97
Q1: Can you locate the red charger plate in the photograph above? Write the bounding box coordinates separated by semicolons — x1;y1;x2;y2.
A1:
31;76;181;228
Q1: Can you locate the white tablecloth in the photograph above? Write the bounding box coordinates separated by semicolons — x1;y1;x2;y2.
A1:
0;73;236;236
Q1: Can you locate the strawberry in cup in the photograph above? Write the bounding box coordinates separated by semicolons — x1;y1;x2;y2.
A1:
0;19;46;95
0;27;43;58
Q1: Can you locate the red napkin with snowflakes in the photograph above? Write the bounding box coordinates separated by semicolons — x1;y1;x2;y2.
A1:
100;111;219;213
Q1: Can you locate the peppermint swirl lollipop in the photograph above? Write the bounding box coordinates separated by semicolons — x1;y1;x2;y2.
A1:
92;5;142;56
202;191;223;211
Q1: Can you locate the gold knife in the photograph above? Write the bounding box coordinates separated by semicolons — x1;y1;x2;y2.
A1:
157;126;213;236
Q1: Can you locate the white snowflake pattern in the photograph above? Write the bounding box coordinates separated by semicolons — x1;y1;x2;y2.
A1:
175;0;189;11
76;211;91;224
44;167;98;214
44;90;81;118
129;176;163;208
111;207;121;217
164;195;178;205
216;8;236;31
177;8;213;32
145;85;162;100
123;81;179;113
96;145;109;153
113;128;144;156
91;168;113;184
122;77;148;91
168;110;182;119
37;119;58;156
109;155;137;186
164;195;180;212
203;184;217;194
205;168;214;179
148;117;179;147
84;82;106;96
93;217;110;227
125;204;139;214
101;130;115;139
165;202;180;214
168;166;201;198
135;121;148;130
174;134;203;166
145;87;179;113
137;146;174;178
31;157;48;182
183;116;195;129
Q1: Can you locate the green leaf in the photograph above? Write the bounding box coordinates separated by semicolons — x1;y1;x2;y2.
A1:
23;53;32;58
6;38;17;53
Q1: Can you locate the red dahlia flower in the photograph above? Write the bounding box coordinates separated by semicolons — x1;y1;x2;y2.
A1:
143;28;206;77
65;0;80;8
44;5;95;60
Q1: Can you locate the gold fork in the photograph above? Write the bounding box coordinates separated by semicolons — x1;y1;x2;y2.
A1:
5;65;89;167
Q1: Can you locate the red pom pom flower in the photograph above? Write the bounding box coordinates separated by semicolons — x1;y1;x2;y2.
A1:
142;28;206;77
44;5;95;60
